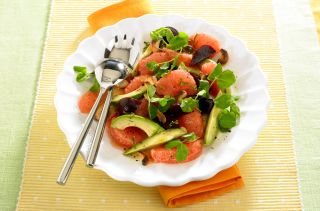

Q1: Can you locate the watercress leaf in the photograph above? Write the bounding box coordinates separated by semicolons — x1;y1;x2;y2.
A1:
146;61;158;71
207;63;222;81
170;55;179;70
73;66;87;73
160;62;170;70
165;139;182;149
150;27;174;42
176;143;189;162
180;97;199;112
148;103;157;119
146;84;156;99
198;80;210;98
197;90;207;98
217;70;236;89
181;132;198;142
168;32;189;50
76;72;92;82
89;78;100;92
230;103;240;119
150;97;174;106
160;97;174;107
233;96;240;101
218;109;237;130
155;68;169;78
214;94;232;109
161;98;175;112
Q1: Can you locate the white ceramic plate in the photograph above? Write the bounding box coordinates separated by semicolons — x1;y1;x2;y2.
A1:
55;14;269;187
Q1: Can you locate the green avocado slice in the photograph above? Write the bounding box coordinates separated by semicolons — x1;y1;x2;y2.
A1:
111;86;147;103
111;114;164;137
124;127;187;155
204;105;221;145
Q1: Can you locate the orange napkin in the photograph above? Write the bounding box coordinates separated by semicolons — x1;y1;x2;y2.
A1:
88;0;153;33
158;165;244;207
87;0;244;207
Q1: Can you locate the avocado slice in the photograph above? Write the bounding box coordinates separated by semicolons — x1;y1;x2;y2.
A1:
111;114;164;137
111;86;147;103
204;105;221;145
178;62;200;76
124;127;187;155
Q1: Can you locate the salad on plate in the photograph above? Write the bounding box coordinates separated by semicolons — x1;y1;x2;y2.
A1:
74;27;240;165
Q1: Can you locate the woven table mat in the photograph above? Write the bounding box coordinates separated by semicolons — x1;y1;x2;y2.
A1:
17;0;301;210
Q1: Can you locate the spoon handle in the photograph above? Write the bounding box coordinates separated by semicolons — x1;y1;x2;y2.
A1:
87;87;114;167
57;88;106;185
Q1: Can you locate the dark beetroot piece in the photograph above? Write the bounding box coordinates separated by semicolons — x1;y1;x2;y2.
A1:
198;97;214;113
217;48;229;65
191;73;200;87
117;98;141;114
183;45;194;54
161;115;180;129
166;26;179;36
190;45;215;66
166;103;183;118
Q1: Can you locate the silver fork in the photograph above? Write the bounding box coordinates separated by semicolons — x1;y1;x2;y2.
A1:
57;34;139;185
86;35;139;167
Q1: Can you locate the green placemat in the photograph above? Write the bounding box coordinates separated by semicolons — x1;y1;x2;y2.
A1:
273;0;320;210
0;0;50;210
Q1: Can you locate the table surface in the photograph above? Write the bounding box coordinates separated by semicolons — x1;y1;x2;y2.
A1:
0;0;319;210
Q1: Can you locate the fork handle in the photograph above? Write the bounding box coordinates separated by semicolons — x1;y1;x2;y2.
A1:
57;88;106;185
87;87;114;167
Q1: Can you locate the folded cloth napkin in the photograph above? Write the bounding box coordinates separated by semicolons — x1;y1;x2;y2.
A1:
158;165;244;207
88;0;153;33
87;0;244;207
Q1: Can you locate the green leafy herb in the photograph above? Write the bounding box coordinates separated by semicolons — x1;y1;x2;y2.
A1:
73;66;100;92
149;96;174;112
214;94;233;109
146;84;157;119
148;104;158;119
230;103;240;118
89;78;100;92
207;64;236;89
218;109;237;130
151;97;174;107
176;143;189;162
146;84;156;99
146;61;159;72
160;62;170;70
73;66;93;82
167;32;189;50
197;80;210;98
150;27;174;42
147;61;171;78
207;63;222;81
165;139;181;149
165;139;189;162
180;97;199;112
217;70;236;89
181;132;198;142
170;55;179;70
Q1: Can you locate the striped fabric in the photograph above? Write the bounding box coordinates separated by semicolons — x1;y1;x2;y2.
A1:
17;0;301;210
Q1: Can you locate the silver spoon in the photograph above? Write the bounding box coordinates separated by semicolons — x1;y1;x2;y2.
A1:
56;58;131;185
86;58;131;167
57;35;138;185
